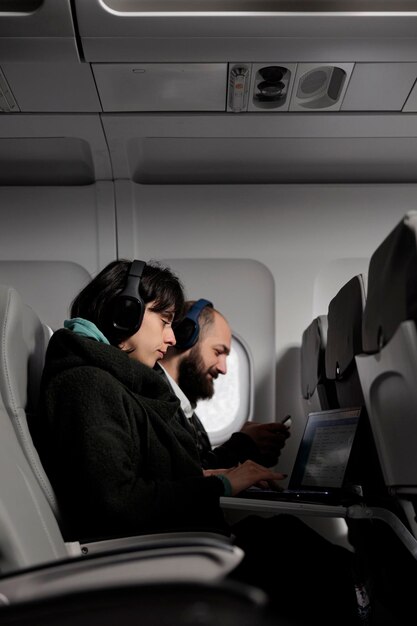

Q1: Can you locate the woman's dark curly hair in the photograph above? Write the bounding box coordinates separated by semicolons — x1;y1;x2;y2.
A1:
70;259;185;345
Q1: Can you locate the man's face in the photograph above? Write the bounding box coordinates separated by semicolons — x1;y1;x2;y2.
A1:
177;312;231;407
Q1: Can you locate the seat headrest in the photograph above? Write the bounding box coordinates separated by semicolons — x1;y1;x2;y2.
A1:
300;315;328;399
363;210;417;353
0;284;51;416
325;274;366;381
0;284;60;518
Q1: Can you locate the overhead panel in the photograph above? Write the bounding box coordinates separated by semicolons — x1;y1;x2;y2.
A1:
0;0;80;62
403;78;417;112
341;63;417;111
92;63;227;112
1;63;101;113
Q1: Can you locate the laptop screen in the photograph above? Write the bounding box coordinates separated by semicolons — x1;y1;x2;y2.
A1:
288;407;362;491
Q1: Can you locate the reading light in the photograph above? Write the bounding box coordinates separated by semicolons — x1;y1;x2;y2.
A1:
228;65;250;113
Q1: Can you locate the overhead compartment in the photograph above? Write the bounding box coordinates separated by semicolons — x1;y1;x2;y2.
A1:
0;0;80;62
100;113;417;184
0;115;112;184
74;0;417;64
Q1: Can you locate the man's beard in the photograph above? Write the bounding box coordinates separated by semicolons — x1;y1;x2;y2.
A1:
178;346;214;408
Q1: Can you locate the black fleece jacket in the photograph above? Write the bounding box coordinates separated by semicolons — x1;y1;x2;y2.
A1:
32;329;228;542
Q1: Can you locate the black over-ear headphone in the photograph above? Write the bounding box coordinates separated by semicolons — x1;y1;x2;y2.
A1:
109;260;146;338
174;298;213;350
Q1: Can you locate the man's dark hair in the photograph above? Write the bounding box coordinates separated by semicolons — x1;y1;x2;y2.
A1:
70;259;184;345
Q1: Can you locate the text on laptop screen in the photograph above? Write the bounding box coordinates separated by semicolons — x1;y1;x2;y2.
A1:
290;408;361;490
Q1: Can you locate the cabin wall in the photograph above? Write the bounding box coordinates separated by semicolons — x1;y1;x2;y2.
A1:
0;184;116;328
0;182;414;475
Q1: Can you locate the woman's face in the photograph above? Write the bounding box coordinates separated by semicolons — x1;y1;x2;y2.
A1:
119;302;176;368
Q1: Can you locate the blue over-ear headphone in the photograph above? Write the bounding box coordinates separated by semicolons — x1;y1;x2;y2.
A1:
174;298;213;350
109;259;146;338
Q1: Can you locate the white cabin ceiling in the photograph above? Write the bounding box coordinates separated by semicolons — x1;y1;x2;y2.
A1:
1;0;417;185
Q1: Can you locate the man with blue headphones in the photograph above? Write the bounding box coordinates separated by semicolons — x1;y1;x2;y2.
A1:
159;299;290;469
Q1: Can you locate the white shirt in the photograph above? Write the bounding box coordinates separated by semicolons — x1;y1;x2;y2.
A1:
158;363;194;419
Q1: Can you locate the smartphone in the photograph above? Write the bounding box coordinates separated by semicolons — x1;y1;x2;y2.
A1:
280;414;292;427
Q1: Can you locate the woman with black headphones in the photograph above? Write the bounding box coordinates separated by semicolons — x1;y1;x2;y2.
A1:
32;259;283;542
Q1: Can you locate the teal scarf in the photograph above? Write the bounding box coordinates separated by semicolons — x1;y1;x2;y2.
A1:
64;318;110;345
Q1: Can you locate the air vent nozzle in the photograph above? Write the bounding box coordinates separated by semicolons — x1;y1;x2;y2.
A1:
248;63;297;111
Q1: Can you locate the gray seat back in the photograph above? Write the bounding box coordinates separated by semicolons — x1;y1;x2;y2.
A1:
300;314;338;411
357;211;417;494
325;274;367;408
362;210;417;354
0;392;67;574
324;274;385;495
0;284;60;518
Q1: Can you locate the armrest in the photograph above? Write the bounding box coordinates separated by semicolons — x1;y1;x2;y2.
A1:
0;540;244;606
80;530;234;556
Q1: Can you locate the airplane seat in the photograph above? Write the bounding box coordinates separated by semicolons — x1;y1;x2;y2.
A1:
324;274;385;498
0;282;61;519
300;314;338;411
325;274;367;409
0;394;257;615
353;211;417;623
0;580;274;626
299;314;354;555
322;274;400;623
0;284;245;581
0;391;69;574
355;210;417;532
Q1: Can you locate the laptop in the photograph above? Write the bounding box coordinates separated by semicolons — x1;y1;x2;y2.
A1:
240;407;363;505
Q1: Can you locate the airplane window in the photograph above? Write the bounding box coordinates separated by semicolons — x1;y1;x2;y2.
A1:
195;333;253;447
